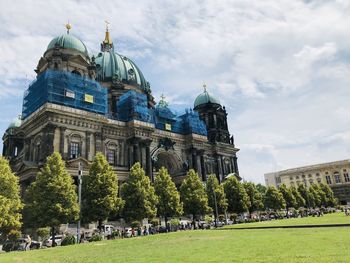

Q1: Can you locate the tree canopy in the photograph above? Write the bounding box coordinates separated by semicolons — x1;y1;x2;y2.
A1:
223;176;250;214
0;157;23;239
264;186;286;211
82;152;124;227
243;182;264;216
206;174;228;216
26;152;79;244
180;169;209;221
279;184;297;212
121;162;158;222
154;167;183;225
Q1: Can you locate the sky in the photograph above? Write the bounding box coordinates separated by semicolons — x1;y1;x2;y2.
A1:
1;0;350;184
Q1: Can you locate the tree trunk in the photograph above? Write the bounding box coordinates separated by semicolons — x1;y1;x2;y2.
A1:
165;216;168;232
51;226;56;247
192;214;196;230
214;213;217;228
98;219;102;231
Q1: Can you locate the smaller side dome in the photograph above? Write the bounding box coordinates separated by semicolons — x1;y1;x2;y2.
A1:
194;88;221;108
7;115;22;129
47;34;88;56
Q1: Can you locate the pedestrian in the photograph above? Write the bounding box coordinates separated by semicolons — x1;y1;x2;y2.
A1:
131;228;135;237
25;235;32;251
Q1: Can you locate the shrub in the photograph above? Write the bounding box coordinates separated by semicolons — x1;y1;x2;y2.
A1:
90;234;103;242
36;227;50;241
8;229;21;241
204;215;213;224
61;233;76;246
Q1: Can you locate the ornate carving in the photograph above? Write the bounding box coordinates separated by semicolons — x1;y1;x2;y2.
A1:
158;138;176;151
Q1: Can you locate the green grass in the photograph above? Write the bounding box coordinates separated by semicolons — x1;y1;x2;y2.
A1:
225;212;350;229
2;224;350;262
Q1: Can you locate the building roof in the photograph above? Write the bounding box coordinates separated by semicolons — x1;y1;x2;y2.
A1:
194;89;221;108
95;51;147;89
47;34;88;56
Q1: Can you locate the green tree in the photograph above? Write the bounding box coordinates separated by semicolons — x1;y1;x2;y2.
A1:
279;184;297;215
309;184;322;208
154;167;183;227
0;157;23;240
206;174;228;223
297;184;310;208
264;186;286;211
82;152;124;228
223;176;250;214
26;152;79;246
243;182;264;217
319;183;337;207
180;169;209;228
256;184;267;195
290;186;305;208
121;162;158;223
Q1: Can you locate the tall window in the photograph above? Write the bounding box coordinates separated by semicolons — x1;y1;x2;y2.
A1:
70;142;79;159
325;175;332;185
107;149;115;165
344;172;350;183
334;172;341;184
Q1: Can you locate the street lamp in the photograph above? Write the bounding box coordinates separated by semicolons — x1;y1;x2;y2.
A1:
213;189;219;228
77;162;82;244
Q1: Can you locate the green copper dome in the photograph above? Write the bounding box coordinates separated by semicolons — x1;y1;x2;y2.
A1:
47;34;88;55
95;51;147;89
7;116;22;129
194;89;221;108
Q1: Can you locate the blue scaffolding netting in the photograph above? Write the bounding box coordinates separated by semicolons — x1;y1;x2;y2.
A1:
22;70;207;136
22;70;108;119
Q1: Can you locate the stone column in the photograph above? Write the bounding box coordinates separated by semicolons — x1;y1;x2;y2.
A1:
216;155;223;183
42;124;56;160
192;149;197;172
145;141;152;182
233;156;239;175
200;154;206;181
85;131;91;160
133;141;140;164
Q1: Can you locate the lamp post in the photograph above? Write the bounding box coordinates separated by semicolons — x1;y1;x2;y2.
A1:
77;162;82;244
213;188;219;228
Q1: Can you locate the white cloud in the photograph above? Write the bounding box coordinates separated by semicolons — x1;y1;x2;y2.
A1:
0;0;350;183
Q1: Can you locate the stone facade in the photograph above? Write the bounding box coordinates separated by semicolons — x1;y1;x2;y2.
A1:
264;160;350;205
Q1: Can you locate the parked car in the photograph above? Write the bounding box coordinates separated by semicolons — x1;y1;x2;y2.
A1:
2;238;27;252
43;235;63;247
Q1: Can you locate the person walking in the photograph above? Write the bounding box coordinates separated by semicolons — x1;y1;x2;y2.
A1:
25;235;32;251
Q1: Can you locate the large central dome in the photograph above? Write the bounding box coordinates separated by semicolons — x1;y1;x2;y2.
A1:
95;51;147;89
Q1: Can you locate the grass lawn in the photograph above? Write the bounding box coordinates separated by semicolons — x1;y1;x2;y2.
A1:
225;212;350;229
1;225;350;263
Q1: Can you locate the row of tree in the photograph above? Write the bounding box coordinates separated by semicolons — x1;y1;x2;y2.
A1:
0;151;338;243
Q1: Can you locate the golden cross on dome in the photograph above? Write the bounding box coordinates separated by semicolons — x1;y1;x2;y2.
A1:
160;93;166;101
65;20;72;34
203;83;207;92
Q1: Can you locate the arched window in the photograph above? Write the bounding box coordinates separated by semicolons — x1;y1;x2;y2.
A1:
71;70;81;76
105;141;118;166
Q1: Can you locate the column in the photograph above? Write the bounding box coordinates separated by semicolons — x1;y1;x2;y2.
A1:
145;142;152;182
192;149;197;172
233;156;239;175
200;155;206;181
85;131;91;160
133;141;140;164
217;155;223;183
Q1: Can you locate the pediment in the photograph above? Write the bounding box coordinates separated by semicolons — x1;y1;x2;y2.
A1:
66;157;90;169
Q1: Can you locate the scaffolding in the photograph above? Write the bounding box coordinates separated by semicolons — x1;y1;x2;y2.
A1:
116;90;153;123
22;70;108;119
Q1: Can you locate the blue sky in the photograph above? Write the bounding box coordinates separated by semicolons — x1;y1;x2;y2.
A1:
1;0;350;183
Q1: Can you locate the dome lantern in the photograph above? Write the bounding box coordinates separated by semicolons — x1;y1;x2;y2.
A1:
194;85;221;109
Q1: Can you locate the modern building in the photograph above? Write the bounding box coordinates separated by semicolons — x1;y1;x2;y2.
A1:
2;23;240;191
264;160;350;205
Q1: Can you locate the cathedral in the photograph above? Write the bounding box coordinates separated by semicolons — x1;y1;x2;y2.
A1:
2;23;240;190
